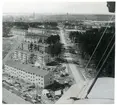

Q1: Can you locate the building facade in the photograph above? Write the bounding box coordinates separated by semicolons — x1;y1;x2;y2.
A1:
4;60;54;88
13;49;30;64
9;28;28;36
12;48;51;65
25;34;47;44
28;28;45;34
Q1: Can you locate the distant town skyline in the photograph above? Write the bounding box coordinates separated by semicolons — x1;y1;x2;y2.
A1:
3;0;113;15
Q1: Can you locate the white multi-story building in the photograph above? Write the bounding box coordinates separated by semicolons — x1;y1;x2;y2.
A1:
9;28;28;36
13;48;51;65
28;28;45;34
25;34;48;44
13;49;30;63
4;60;54;88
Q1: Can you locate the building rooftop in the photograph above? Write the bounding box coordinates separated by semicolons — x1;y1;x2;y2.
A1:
28;27;45;30
25;33;48;38
10;27;28;32
5;60;49;76
28;27;59;30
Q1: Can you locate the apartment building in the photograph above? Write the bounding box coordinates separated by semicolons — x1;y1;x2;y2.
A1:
4;60;54;88
25;33;48;44
9;28;28;36
13;48;51;65
13;49;30;63
28;28;45;34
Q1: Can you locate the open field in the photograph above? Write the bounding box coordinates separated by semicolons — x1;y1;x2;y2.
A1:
2;37;17;59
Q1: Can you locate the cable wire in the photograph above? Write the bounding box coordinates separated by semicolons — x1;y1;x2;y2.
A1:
85;42;115;98
95;34;115;70
84;15;114;70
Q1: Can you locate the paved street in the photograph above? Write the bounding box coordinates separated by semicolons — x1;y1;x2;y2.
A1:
68;64;85;83
59;28;86;83
56;28;91;104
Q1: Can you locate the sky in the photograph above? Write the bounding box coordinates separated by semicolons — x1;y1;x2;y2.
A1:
3;0;111;14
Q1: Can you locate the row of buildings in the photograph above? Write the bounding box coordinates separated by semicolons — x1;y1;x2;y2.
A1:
12;47;50;65
60;20;115;31
4;25;54;87
4;26;58;88
8;27;59;36
24;33;48;44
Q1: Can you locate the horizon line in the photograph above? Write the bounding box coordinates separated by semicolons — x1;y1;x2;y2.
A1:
3;12;114;15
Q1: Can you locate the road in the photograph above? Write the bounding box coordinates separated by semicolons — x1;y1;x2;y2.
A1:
3;36;24;65
3;88;31;104
59;28;86;83
56;28;89;104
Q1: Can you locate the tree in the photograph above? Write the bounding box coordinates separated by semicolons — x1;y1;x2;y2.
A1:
29;42;33;51
69;26;115;77
3;22;13;37
34;44;37;51
46;35;60;45
46;34;62;58
28;53;36;64
47;42;63;58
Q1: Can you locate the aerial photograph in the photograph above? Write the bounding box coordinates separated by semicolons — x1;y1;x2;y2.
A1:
2;0;115;104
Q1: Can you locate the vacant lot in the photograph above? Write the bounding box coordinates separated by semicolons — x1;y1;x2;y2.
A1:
3;37;17;59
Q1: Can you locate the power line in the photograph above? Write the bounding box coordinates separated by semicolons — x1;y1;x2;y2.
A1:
95;34;114;70
84;15;114;70
85;42;115;98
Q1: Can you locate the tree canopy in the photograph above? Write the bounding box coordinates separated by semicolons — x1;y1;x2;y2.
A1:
46;35;63;58
69;27;115;77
